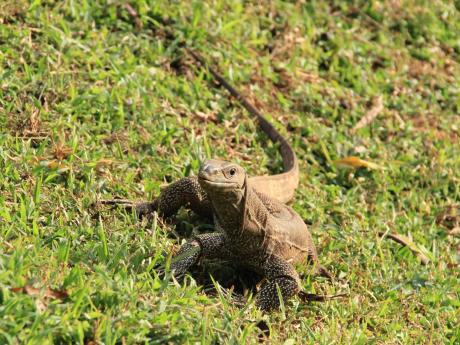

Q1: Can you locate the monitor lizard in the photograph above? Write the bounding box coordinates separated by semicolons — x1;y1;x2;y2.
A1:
102;49;331;311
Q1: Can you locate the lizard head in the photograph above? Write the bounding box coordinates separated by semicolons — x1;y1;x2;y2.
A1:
199;159;248;230
198;159;247;193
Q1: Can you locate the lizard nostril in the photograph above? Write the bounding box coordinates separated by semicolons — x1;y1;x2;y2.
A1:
201;164;210;174
200;163;216;176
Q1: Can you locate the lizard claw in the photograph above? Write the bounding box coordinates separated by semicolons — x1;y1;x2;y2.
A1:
99;199;135;210
153;264;188;283
298;291;348;302
133;201;158;219
230;293;248;308
154;266;166;280
203;284;248;307
99;199;157;219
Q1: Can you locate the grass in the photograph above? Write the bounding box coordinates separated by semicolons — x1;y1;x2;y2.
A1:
1;0;460;343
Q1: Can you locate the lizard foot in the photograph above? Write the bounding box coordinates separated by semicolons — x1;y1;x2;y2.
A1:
154;266;188;283
255;276;299;312
202;284;248;308
154;240;202;283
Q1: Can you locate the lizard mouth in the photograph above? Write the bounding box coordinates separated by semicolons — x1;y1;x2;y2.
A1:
198;176;239;189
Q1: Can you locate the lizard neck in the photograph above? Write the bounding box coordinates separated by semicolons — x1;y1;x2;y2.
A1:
206;178;248;234
211;193;244;231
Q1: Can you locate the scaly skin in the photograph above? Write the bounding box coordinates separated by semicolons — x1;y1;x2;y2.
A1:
159;159;324;311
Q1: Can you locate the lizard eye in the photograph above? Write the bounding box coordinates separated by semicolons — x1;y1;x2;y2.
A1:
229;167;237;177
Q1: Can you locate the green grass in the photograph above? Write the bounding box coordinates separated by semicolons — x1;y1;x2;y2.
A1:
1;0;460;343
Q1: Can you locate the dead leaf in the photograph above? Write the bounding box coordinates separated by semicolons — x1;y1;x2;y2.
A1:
378;231;430;265
95;159;119;171
28;108;41;134
103;131;129;145
52;142;73;160
296;70;321;84
351;95;384;133
8;105;48;139
137;126;151;141
122;3;143;29
333;156;383;170
436;204;460;230
11;285;69;300
193;110;218;123
39;160;69;171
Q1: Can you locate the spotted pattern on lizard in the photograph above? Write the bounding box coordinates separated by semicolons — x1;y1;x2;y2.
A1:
147;159;326;311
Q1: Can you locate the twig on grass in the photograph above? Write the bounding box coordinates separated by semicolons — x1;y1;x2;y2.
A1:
378;231;430;265
10;285;69;300
351;95;384;133
123;3;142;30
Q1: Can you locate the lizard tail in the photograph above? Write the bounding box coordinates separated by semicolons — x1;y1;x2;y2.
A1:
187;49;299;203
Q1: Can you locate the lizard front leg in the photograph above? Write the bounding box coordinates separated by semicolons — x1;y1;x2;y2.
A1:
166;233;227;280
103;177;213;219
255;255;301;312
154;177;212;218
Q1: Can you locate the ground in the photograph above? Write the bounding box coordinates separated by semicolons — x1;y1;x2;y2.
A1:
1;0;460;344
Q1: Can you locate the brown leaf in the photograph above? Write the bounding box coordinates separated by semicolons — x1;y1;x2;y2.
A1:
39;160;69;171
26;107;41;135
378;231;430;265
351;95;384;133
137;126;151;141
193;110;218;123
11;285;69;300
436;204;459;230
103;131;129;145
333;156;383;170
8;105;48;139
52;143;73;161
296;70;321;84
96;159;116;168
